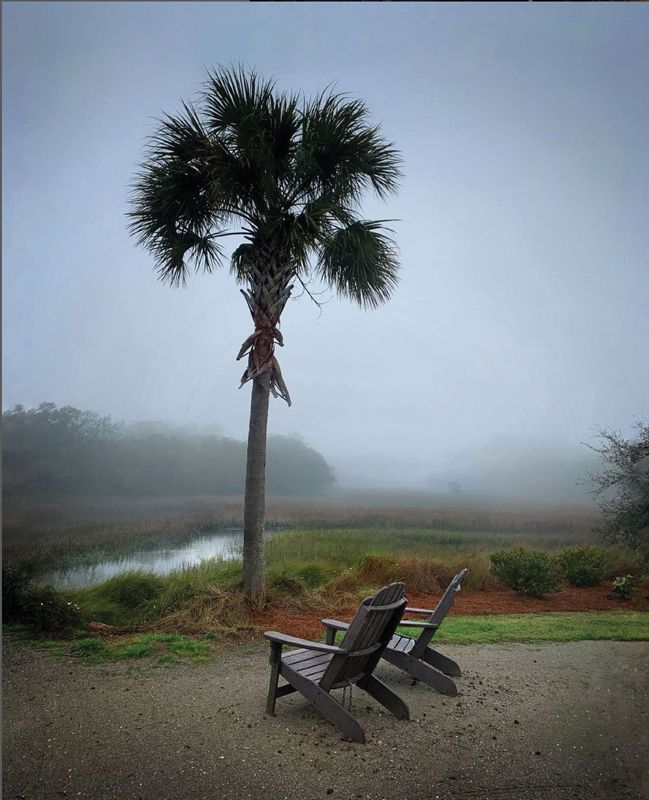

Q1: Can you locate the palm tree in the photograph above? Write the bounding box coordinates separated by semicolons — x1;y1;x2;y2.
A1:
128;66;402;603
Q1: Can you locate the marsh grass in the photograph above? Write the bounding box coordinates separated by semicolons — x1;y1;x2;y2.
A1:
55;534;643;637
1;517;221;576
3;493;599;576
7;496;642;638
265;527;592;565
264;528;603;593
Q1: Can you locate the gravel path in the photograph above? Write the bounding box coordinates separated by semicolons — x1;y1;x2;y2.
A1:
3;638;648;800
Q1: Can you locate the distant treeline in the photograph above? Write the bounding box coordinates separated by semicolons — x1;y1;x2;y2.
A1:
2;403;336;498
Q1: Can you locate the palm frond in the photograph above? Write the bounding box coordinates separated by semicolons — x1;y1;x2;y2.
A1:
293;92;402;207
129;66;402;304
230;241;256;284
201;65;301;210
317;220;400;309
202;65;276;135
128;107;231;284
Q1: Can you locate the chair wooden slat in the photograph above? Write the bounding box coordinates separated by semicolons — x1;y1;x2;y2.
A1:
322;569;468;696
264;582;409;742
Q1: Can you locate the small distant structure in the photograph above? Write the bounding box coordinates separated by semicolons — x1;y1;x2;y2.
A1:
448;481;462;497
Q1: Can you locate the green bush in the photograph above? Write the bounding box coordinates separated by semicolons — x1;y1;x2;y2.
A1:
2;566;31;622
490;548;562;597
2;567;83;633
609;575;635;600
21;585;83;634
100;571;164;609
557;546;608;587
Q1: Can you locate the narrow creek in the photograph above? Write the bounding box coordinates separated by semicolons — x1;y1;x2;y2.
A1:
39;528;252;589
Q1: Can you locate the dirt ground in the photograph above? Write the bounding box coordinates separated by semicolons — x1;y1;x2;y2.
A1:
3;637;648;800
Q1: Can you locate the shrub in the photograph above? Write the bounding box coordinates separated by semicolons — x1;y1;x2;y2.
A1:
608;575;635;600
2;565;31;622
2;566;83;633
101;571;164;609
601;545;644;579
21;585;83;634
490;548;562;597
557;546;608;587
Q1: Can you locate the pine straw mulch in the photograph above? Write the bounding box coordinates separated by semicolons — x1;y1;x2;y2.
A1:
251;584;649;641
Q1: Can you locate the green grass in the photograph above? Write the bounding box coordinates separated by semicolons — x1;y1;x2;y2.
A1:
28;638;68;653
63;560;244;627
397;611;649;645
62;632;214;664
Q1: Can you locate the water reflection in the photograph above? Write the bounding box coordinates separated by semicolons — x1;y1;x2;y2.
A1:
40;528;248;589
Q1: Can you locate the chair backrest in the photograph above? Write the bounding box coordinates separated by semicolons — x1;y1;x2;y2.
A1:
413;568;468;653
319;582;406;691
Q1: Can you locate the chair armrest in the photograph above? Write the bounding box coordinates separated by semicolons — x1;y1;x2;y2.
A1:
399;620;439;629
264;631;347;654
321;618;350;632
405;607;434;616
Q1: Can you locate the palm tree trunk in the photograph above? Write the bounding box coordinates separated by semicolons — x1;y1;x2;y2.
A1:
243;371;271;604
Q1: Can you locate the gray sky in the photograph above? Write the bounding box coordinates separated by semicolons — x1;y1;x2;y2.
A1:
3;2;648;490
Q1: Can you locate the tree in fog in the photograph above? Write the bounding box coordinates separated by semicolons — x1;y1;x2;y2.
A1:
128;66;401;602
2;403;117;495
586;420;649;551
2;404;335;500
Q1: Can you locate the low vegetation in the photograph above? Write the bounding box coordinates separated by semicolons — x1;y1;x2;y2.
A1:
557;545;609;587
490;548;562;597
3;526;646;638
2;566;83;634
3;488;646;641
11;629;217;665
609;575;636;600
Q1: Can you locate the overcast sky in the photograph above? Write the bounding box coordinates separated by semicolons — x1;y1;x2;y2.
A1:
3;3;648;489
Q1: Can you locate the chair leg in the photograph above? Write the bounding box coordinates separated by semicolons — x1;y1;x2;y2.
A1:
282;667;366;742
359;675;409;720
403;654;458;695
422;647;462;677
266;642;282;716
311;689;366;743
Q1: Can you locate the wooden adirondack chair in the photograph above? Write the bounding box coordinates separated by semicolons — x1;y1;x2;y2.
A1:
323;568;468;696
264;582;409;743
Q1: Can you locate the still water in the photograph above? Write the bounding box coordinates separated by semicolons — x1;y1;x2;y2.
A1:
40;528;248;589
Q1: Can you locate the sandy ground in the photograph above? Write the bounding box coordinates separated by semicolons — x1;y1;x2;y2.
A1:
3;637;648;800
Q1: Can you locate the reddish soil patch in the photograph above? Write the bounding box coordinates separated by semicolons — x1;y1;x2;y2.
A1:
252;584;649;640
252;611;331;641
414;584;649;615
